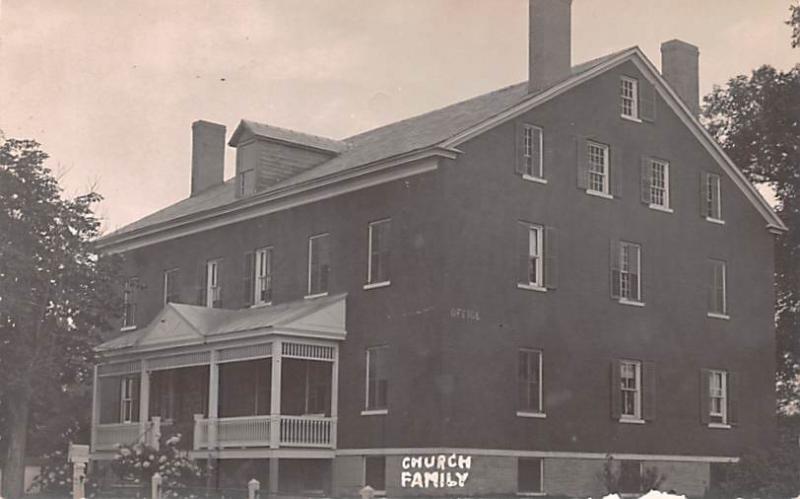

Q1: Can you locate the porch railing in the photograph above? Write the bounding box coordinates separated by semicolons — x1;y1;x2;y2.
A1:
93;423;143;451
193;415;335;450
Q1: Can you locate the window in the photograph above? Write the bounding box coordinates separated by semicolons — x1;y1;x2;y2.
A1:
122;278;138;329
704;173;722;221
307;233;330;297
163;268;179;305
518;349;543;414
206;259;221;308
649;159;670;209
238;169;255;197
364;456;386;493
620;361;642;420
255;247;273;305
367;220;391;286
587;141;610;195
709;370;728;424
619;461;643;494
522;125;543;179
709;259;727;317
611;241;642;304
365;346;388;412
518;223;543;288
120;376;139;423
620;77;639;119
517;458;543;494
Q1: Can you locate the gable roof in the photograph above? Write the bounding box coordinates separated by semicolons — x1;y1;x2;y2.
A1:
98;46;784;251
97;293;347;354
228;119;348;154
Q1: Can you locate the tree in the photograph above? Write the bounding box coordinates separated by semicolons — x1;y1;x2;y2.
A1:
702;4;800;411
0;138;121;499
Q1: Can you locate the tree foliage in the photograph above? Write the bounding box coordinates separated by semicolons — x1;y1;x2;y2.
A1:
0;138;121;498
702;9;800;410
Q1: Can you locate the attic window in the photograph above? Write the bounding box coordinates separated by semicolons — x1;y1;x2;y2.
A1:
620;76;639;121
238;169;255;197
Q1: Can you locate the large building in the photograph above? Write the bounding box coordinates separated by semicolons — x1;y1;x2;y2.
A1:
90;1;785;497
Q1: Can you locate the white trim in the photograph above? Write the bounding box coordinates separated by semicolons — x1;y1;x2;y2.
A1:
360;409;388;416
516;411;547;419
619;418;646;425
518;348;543;415
648;204;673;214
367;218;391;286
99;155;448;253
517;283;547;293
708;423;732;430
707;312;730;321
618;299;645;308
335;447;740;463
363;281;391;290
304;292;329;300
521;124;544;179
586;190;614;200
705;217;725;225
620;360;642;420
522;175;547;184
620;76;639;120
120;325;138;332
620;115;643;124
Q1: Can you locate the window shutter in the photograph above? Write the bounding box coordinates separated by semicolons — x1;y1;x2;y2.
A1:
243;251;255;307
642;361;656;421
197;262;207;306
639;80;656;122
610;360;622;420
131;379;141;423
319;235;331;293
700;369;711;424
544;226;558;290
700;172;709;217
517;222;530;284
727;372;738;425
632;245;642;302
216;259;224;307
515;123;526;175
640;157;652;204
610;239;621;299
576;136;589;189
383;223;392;283
708;261;718;314
610;145;623;198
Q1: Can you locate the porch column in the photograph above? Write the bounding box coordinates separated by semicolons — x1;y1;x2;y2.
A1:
208;350;219;448
269;458;279;495
330;344;339;448
270;340;282;449
139;360;150;436
91;365;99;450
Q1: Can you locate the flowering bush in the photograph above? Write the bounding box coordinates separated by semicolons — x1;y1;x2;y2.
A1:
110;434;207;498
30;449;100;497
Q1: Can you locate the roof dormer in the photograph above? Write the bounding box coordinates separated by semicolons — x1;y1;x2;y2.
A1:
228;120;346;197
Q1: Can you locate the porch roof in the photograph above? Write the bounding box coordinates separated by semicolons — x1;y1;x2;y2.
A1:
97;293;347;353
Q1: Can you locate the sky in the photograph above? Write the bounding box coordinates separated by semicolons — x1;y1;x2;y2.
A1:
0;0;797;232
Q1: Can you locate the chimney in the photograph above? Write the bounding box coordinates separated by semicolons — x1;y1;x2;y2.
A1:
529;0;573;93
191;120;226;196
661;39;700;115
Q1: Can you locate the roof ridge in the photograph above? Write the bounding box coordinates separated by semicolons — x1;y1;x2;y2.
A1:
240;119;347;147
344;81;528;142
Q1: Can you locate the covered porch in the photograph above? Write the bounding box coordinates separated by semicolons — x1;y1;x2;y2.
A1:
91;294;346;456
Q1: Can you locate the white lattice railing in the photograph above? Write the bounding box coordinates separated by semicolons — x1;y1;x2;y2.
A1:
217;415;272;448
193;415;335;450
280;415;334;448
93;423;142;451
